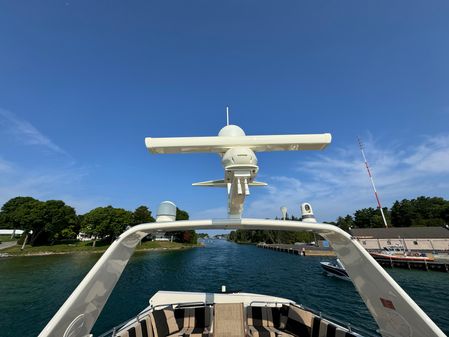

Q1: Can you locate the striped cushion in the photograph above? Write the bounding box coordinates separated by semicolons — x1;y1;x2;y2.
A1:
247;307;295;337
189;307;211;328
175;308;193;329
282;306;313;337
174;307;212;329
150;308;180;337
167;327;211;337
312;317;320;337
248;325;277;337
276;331;296;337
269;306;287;328
117;316;153;337
311;318;354;337
335;327;356;337
247;306;274;327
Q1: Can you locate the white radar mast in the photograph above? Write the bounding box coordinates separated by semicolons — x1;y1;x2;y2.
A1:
145;110;332;218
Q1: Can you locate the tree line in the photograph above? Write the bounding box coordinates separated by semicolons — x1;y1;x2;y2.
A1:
0;196;196;246
333;196;449;231
229;214;316;244
229;196;449;244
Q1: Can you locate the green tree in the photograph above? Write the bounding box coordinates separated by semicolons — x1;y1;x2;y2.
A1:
443;204;449;225
0;197;47;245
353;207;389;228
391;200;413;227
81;206;133;246
228;215;315;244
390;197;448;227
133;205;155;225
0;212;7;229
336;215;354;232
167;207;197;244
1;196;39;230
176;208;189;221
43;200;78;243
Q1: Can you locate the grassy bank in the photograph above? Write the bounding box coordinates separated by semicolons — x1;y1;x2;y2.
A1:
1;240;201;256
0;235;18;243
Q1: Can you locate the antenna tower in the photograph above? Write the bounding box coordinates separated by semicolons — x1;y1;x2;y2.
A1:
358;137;389;228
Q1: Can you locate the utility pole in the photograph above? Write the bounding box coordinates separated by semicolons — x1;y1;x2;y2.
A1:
358;137;389;228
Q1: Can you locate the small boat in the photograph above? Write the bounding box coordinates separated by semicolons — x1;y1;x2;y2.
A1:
370;245;434;262
320;259;351;281
370;252;434;262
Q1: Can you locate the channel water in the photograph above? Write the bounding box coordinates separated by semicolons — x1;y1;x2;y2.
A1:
0;240;448;337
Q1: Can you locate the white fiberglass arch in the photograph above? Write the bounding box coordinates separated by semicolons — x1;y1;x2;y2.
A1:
39;219;446;337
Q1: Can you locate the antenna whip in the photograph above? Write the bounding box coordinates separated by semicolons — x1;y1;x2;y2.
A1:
358;137;389;228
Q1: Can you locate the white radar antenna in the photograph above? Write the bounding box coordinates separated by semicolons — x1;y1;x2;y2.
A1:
145;111;331;218
358;137;389;228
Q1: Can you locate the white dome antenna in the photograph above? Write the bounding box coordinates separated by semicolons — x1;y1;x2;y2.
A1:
226;106;230;126
301;203;317;223
156;201;177;222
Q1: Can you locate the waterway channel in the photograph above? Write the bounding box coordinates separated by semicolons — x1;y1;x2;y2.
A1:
0;240;448;336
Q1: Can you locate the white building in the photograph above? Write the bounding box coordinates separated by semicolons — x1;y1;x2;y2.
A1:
350;226;449;252
0;229;24;236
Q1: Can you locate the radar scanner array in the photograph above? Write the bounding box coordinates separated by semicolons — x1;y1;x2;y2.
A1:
145;122;331;218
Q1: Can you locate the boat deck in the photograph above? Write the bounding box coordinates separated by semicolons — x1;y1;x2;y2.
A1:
110;292;364;337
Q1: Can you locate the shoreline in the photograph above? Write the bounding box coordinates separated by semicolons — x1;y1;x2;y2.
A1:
0;242;202;258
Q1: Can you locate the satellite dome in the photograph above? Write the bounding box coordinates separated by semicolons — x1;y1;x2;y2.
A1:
218;125;246;137
156;201;177;222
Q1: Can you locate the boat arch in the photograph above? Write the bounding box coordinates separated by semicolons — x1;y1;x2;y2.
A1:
39;219;446;337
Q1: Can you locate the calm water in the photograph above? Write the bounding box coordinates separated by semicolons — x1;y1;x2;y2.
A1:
0;240;448;337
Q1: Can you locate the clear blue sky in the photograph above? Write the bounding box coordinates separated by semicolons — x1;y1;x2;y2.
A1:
1;1;449;222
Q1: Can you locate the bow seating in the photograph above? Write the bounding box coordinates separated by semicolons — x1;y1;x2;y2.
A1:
169;306;213;337
246;305;358;337
115;303;359;337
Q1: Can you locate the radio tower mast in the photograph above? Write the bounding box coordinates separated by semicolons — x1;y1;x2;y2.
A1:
358;137;389;228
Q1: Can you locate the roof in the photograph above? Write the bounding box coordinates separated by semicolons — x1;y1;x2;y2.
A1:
350;226;449;239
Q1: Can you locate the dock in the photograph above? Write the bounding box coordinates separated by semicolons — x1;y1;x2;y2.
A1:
372;257;449;272
258;243;449;272
257;243;335;257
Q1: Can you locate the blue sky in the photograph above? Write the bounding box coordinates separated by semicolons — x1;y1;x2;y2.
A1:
1;1;449;223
